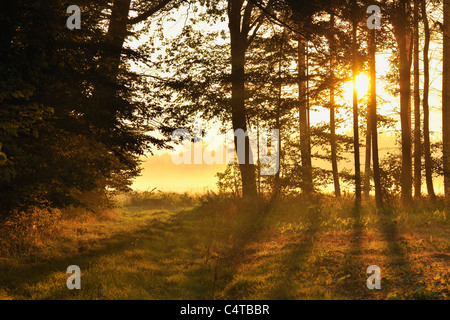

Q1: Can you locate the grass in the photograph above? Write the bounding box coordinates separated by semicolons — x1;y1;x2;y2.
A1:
0;192;448;300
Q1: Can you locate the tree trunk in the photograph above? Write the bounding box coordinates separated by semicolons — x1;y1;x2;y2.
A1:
330;14;341;198
104;0;131;79
94;0;171;118
298;38;313;195
443;0;450;198
257;120;261;196
228;0;257;198
92;0;132;124
274;35;283;198
421;0;436;201
93;0;141;106
352;3;361;204
413;0;422;199
364;107;372;200
396;0;413;205
369;28;383;208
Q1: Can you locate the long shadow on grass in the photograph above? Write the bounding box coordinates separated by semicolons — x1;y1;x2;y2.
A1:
330;204;370;299
0;218;166;297
265;206;321;299
209;199;283;299
378;207;417;295
0;209;215;299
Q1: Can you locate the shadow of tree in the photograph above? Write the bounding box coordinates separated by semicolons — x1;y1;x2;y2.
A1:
330;204;369;299
265;205;321;299
378;207;417;295
0;209;217;299
210;199;277;299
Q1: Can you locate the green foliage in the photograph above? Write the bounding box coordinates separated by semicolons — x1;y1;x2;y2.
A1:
119;190;199;209
0;208;62;259
216;164;242;196
0;0;165;215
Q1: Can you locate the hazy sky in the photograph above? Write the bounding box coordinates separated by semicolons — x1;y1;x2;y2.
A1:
129;2;445;194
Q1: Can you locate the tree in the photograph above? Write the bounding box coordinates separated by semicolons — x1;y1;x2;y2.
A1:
413;0;421;199
391;0;413;205
351;0;362;204
363;98;372;200
227;0;269;198
329;12;341;197
0;0;170;215
421;0;436;201
443;0;450;198
368;24;383;208
298;34;314;195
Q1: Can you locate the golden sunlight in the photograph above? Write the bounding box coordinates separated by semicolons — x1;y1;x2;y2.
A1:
342;73;370;103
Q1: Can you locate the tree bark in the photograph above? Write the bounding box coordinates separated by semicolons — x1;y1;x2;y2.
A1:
228;0;258;198
94;0;173;119
421;0;436;201
298;37;313;195
443;0;450;198
330;13;341;198
274;34;283;198
256;120;261;196
90;0;132;130
104;0;132;79
369;28;383;208
352;2;361;204
394;0;413;205
413;0;422;199
364;107;372;200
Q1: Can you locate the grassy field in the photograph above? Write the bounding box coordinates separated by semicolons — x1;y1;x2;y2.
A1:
0;192;449;300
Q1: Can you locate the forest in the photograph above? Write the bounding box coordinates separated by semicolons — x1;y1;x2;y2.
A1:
0;0;449;300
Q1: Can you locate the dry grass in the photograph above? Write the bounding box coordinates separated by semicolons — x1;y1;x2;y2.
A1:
0;192;448;300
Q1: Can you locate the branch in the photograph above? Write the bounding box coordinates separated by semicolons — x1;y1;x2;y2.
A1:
246;0;276;47
241;1;255;36
128;0;173;25
246;12;265;47
248;0;305;38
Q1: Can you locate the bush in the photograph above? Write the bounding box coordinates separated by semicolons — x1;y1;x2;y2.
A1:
118;190;199;209
0;208;62;259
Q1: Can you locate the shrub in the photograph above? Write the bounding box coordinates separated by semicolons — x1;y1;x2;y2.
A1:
0;208;62;259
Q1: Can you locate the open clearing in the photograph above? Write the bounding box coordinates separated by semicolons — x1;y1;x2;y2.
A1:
0;195;448;300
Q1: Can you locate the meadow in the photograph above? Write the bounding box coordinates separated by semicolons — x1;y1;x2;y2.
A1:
0;191;448;300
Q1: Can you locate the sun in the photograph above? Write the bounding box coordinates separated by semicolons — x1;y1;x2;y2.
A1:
342;73;370;104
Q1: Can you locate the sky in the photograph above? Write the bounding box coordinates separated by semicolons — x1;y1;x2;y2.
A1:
127;2;445;194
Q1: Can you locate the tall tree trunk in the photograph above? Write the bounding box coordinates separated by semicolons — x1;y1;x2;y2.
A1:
306;45;312;159
352;2;361;204
443;0;450;198
94;0;172;118
274;35;283;198
104;0;131;79
395;0;413;205
257;120;261;196
330;14;341;198
93;0;131;101
421;0;436;201
228;0;258;198
92;0;132;124
330;90;340;198
99;0;172;82
364;108;372;200
369;28;383;208
298;37;313;195
413;0;422;199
